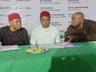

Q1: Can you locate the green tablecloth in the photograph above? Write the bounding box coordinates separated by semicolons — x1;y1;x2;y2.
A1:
0;45;56;72
49;42;96;72
0;42;96;72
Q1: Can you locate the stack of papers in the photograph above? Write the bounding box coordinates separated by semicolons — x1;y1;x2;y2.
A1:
0;45;19;51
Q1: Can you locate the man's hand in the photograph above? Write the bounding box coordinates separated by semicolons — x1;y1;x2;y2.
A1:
59;40;71;46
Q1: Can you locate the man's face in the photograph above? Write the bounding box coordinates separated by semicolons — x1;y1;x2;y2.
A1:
71;14;84;27
40;16;50;28
9;19;21;31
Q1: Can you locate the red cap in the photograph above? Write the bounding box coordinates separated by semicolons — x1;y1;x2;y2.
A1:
40;11;50;18
8;13;21;21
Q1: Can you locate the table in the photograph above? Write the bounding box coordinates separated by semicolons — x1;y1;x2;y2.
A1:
49;42;96;72
0;42;96;72
0;45;56;72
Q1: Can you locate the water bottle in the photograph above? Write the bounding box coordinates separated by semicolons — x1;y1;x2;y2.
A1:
59;30;65;41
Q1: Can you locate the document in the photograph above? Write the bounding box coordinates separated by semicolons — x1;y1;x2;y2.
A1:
0;45;19;51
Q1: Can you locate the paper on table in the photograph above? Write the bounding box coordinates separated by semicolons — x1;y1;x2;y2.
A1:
58;42;82;48
31;43;81;49
0;45;19;51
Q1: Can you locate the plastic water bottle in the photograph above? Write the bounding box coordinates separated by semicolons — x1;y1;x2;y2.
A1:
60;30;65;41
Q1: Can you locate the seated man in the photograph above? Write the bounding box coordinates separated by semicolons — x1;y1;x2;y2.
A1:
30;11;60;45
65;12;96;42
0;13;30;45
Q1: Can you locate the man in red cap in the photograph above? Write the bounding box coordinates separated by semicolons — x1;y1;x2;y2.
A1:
0;13;30;45
30;11;60;45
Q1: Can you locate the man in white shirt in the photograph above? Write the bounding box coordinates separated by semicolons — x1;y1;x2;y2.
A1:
30;11;60;45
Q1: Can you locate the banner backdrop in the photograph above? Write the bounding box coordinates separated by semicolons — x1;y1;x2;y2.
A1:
0;0;96;36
